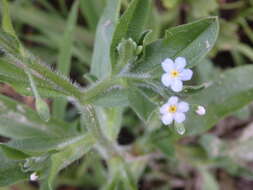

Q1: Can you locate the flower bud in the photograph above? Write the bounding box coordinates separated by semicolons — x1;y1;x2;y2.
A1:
35;98;50;122
30;172;39;181
196;105;206;116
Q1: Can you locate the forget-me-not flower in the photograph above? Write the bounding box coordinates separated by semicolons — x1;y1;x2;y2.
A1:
160;96;189;125
161;57;193;92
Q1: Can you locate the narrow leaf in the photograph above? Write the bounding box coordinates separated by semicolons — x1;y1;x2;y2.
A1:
1;0;16;37
0;144;30;160
53;1;79;119
90;0;121;79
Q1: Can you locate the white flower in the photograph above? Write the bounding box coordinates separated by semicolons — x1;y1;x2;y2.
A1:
160;96;189;125
161;57;193;92
196;105;206;115
30;172;39;181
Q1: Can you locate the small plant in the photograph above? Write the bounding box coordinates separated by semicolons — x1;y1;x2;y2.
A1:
0;0;253;190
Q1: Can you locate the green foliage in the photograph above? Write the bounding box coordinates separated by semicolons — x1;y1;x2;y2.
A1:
186;65;253;135
110;0;151;67
0;150;28;186
134;17;219;74
0;0;252;190
90;0;121;79
52;1;79;119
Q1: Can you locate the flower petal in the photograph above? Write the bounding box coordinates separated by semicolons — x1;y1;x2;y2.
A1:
160;103;169;114
175;57;186;71
161;73;172;87
180;69;193;81
161;113;173;125
171;79;183;92
174;112;186;123
168;96;178;105
178;101;189;112
161;58;174;72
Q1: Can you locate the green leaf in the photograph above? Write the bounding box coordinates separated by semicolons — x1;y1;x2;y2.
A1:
7;133;95;154
0;150;28;187
26;69;51;122
195;59;220;83
152;130;175;157
0;58;70;98
1;0;16;37
134;17;219;75
128;88;156;121
97;107;123;141
189;0;218;18
0;144;30;160
199;134;226;158
40;134;95;190
0;94;71;137
24;55;83;100
185;65;253;135
0;29;20;55
0;38;82;100
53;1;79;119
199;169;219;190
162;0;179;8
9;3;93;47
80;0;100;31
93;88;129;107
90;0;121;80
110;0;151;67
0;116;53;140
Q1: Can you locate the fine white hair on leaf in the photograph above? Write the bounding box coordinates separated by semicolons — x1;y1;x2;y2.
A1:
120;72;151;79
135;82;167;98
119;62;133;74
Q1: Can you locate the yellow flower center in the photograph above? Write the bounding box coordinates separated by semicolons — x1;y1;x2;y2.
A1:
170;70;179;78
168;105;177;113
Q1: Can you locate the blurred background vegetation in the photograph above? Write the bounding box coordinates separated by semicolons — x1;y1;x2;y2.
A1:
0;0;253;189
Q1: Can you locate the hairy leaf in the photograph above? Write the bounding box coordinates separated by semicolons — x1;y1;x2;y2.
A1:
0;150;28;187
134;17;219;75
185;65;253;135
90;0;121;79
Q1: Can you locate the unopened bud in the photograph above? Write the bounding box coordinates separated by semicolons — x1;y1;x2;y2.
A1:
35;98;50;122
30;172;39;181
196;106;206;116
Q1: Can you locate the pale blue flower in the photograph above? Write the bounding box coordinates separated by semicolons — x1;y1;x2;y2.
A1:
161;57;193;92
160;96;189;125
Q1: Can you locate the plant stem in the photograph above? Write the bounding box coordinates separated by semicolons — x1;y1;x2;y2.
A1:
81;104;120;158
81;77;122;104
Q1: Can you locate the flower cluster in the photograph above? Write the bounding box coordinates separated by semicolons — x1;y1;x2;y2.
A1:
160;57;206;129
159;57;207;130
160;57;192;126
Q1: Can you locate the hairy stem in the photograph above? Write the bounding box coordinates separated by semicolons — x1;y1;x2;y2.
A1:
80;104;120;158
81;77;122;104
